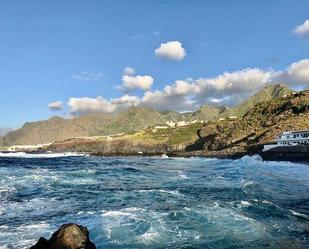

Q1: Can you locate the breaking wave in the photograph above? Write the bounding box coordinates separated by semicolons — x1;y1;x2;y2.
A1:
0;152;87;158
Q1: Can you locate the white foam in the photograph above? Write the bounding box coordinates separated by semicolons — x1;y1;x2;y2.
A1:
16;222;50;230
241;154;263;162
0;186;16;193
0;152;86;158
289;210;308;218
177;170;189;179
102;210;136;218
240;200;251;207
262;200;274;205
139;230;160;244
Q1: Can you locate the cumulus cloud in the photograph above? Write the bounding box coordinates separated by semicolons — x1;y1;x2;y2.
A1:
155;41;186;61
72;71;102;81
293;20;309;38
121;75;154;91
67;59;309;115
140;59;309;108
68;95;140;115
123;67;136;76
275;59;309;86
119;67;154;91
48;101;64;111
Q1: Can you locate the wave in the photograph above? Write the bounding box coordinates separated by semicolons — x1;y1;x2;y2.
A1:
0;152;87;158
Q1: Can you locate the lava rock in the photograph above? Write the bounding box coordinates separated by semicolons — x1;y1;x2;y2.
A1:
29;223;96;249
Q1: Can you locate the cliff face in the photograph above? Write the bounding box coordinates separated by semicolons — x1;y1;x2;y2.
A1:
197;90;309;153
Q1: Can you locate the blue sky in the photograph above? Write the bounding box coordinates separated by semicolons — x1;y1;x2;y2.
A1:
0;0;309;128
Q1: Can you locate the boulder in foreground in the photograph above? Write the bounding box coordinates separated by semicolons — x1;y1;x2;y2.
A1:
29;223;96;249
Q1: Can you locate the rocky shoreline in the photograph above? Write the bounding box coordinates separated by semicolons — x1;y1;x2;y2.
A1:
88;148;309;164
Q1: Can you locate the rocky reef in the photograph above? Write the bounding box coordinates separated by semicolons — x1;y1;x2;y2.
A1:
30;223;96;249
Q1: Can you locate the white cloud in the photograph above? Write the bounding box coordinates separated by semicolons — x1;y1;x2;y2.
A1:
68;95;140;115
68;96;115;115
155;41;186;61
293;20;309;37
67;59;309;115
121;75;154;91
48;101;64;111
111;95;140;106
123;67;136;76
283;59;309;84
72;71;102;81
119;67;154;91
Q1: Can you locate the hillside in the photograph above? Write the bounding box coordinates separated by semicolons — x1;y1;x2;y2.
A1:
185;84;292;121
0;84;293;146
197;89;309;154
220;83;293;117
48;89;309;157
0;108;166;146
185;105;229;121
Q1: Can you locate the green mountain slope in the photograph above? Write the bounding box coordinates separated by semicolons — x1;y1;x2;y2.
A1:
0;84;293;146
186;105;230;121
220;84;294;117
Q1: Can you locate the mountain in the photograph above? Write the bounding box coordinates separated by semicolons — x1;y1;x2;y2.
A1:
0;107;170;146
198;89;309;152
186;105;230;121
0;115;112;146
0;128;14;137
48;89;309;158
220;84;294;117
0;84;293;146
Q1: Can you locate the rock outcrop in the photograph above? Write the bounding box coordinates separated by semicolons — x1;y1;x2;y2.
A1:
29;223;96;249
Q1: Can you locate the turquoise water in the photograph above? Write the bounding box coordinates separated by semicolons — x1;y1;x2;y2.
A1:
0;153;308;248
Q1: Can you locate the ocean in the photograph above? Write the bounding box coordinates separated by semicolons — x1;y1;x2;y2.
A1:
0;153;308;248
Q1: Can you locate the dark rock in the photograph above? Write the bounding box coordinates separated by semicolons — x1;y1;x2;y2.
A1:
29;223;96;249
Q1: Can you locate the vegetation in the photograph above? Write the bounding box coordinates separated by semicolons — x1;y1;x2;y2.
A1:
0;84;294;146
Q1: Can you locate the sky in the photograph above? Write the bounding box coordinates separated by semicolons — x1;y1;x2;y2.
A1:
0;0;309;128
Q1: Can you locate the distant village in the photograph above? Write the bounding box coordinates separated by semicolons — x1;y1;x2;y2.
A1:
153;116;238;129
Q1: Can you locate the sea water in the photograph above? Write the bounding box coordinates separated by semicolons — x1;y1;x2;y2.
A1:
0;153;308;248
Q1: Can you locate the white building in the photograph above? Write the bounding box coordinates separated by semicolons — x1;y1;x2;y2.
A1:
263;130;309;151
228;116;238;120
166;121;176;127
154;125;169;129
277;130;309;145
177;121;187;127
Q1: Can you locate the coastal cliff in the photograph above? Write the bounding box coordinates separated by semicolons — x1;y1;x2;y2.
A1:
0;84;292;147
2;85;308;162
46;89;309;162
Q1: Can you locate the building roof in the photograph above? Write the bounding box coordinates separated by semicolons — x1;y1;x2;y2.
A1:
282;130;309;135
